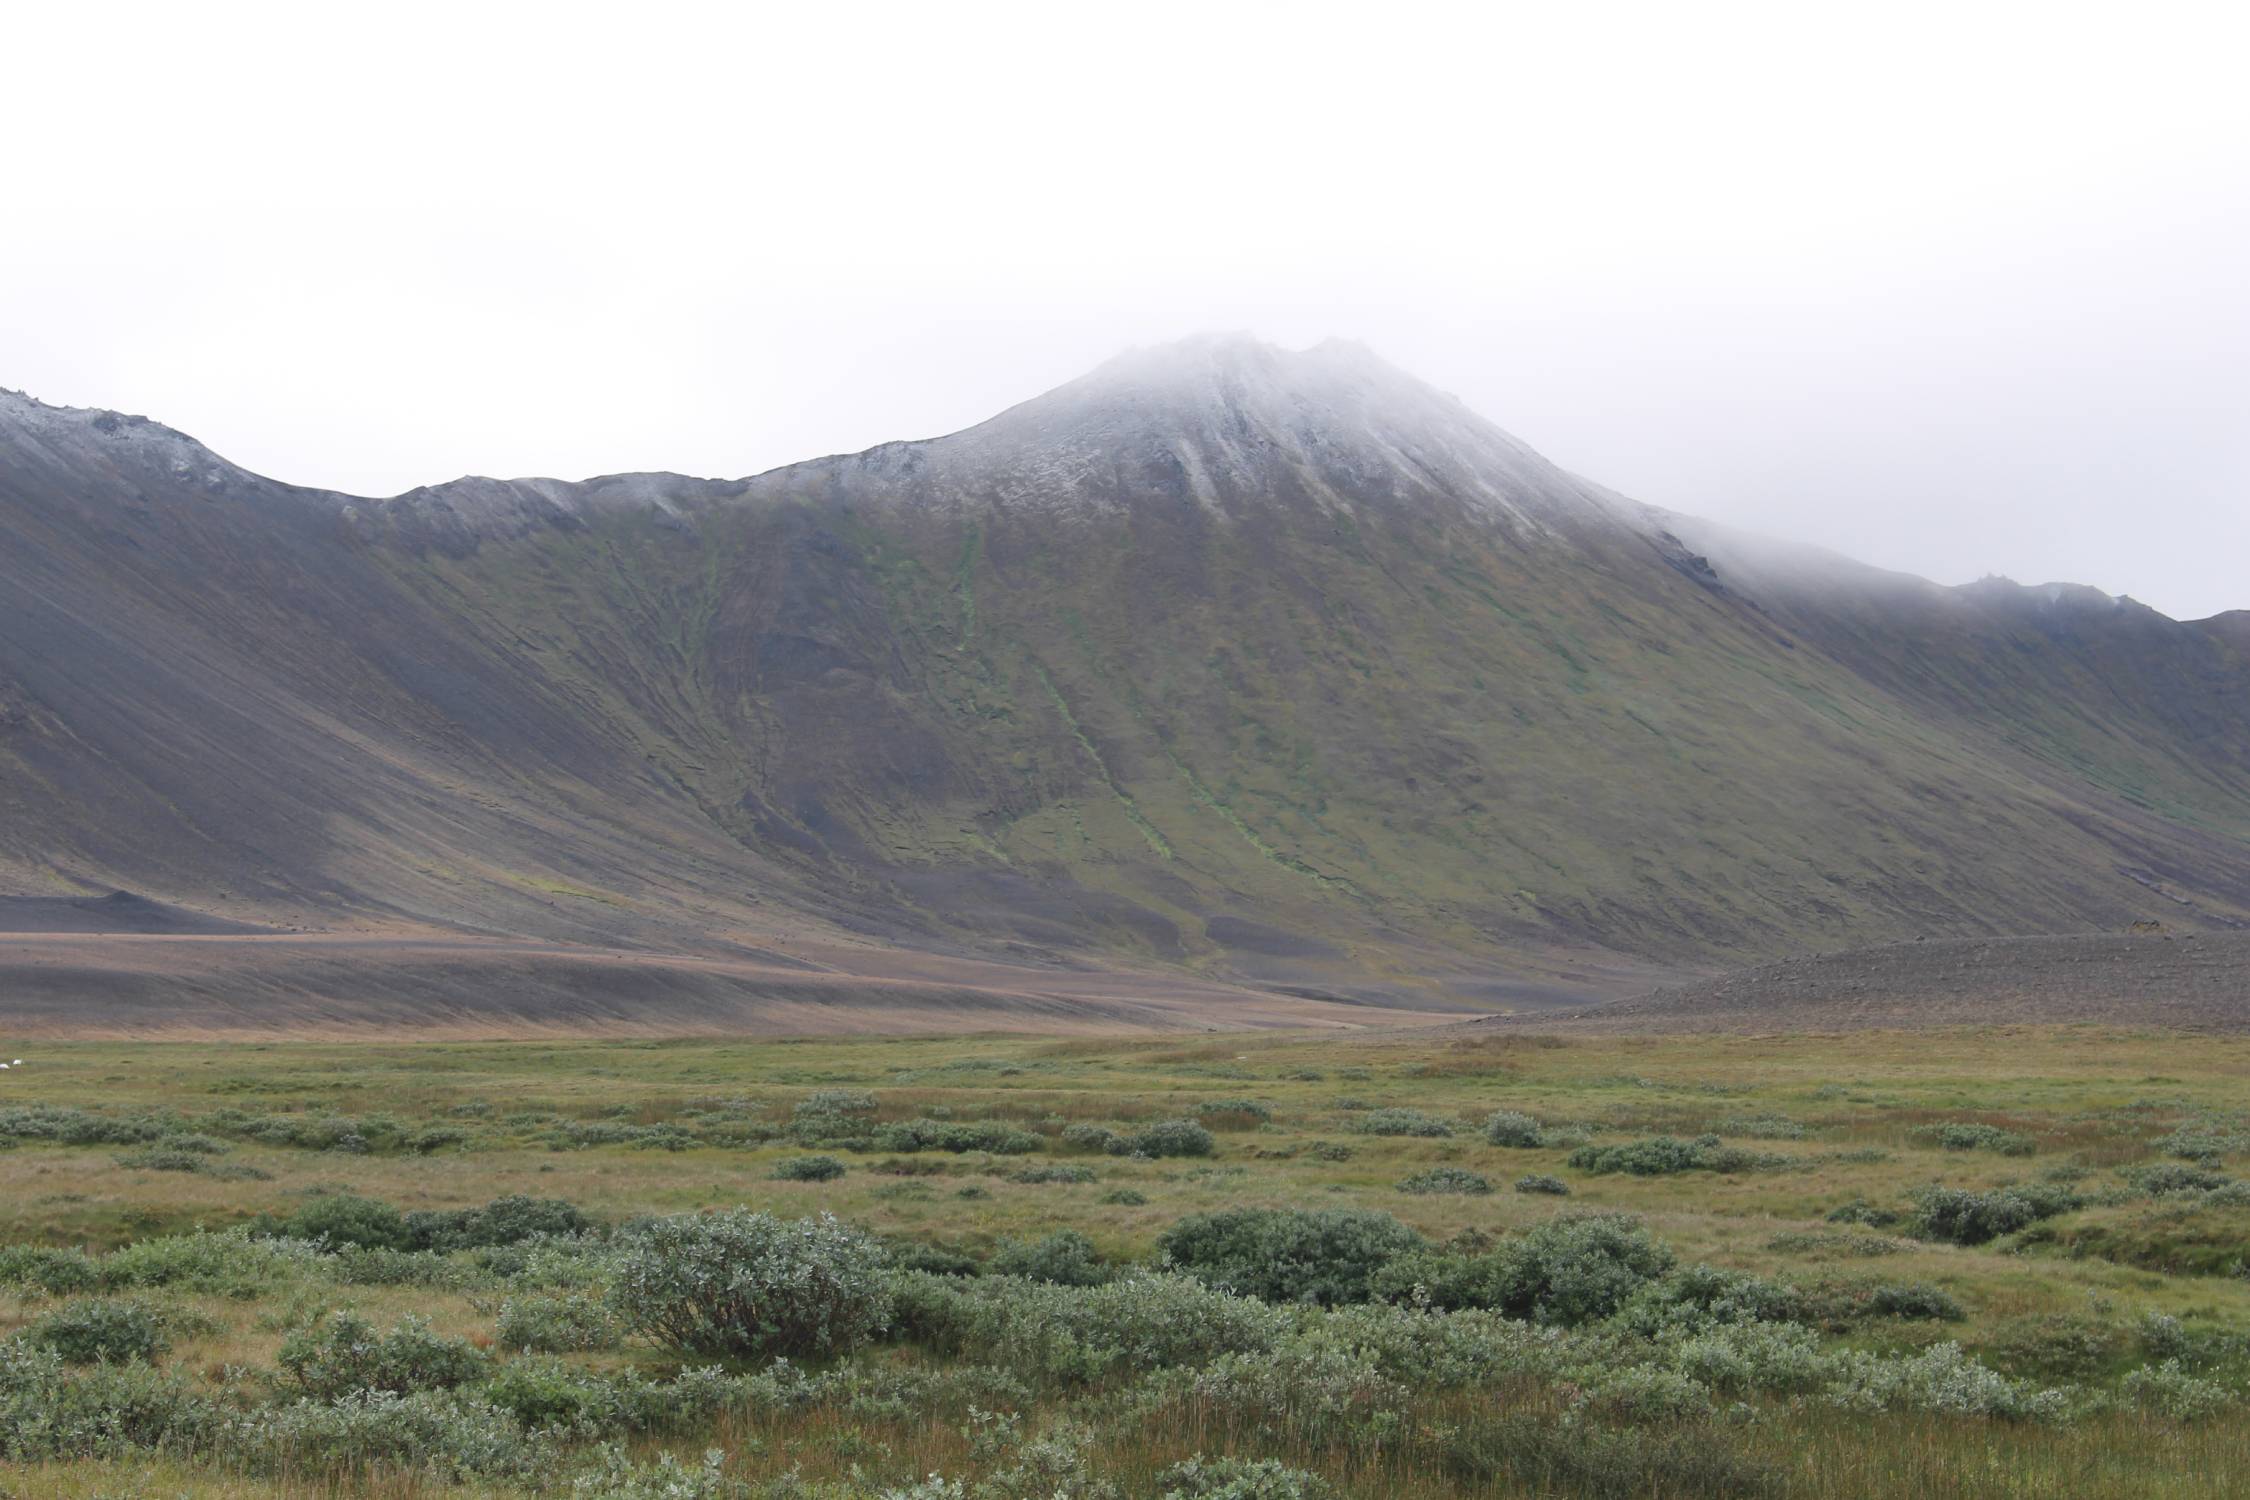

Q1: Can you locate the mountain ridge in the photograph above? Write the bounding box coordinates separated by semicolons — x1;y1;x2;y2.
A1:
4;340;2247;1020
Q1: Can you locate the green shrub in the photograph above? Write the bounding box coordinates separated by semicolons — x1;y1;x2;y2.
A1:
1568;1135;1775;1176
478;1357;739;1439
23;1298;169;1364
1508;1214;1678;1325
1983;1315;2119;1380
495;1293;621;1353
2129;1163;2231;1195
0;1340;217;1460
2122;1358;2233;1421
1913;1185;2080;1246
1779;1278;1965;1329
1316;1301;1573;1388
1826;1341;2068;1421
283;1194;411;1251
1613;1265;1806;1334
889;1270;1289;1383
1163;1339;1405;1441
1916;1122;2037;1156
1349;1108;1454;1138
1483;1110;1545;1148
1379;1213;1676;1326
794;1089;878;1119
569;1444;747;1499
1398;1167;1493;1196
1585;1361;1715;1422
482;1355;622;1430
1100;1187;1150;1206
0;1105;175;1147
1010;1163;1096;1184
1120;1119;1217;1158
1060;1123;1122;1153
875;1120;1042;1155
1671;1320;1831;1394
1825;1199;1902;1228
0;1244;101;1293
1857;1280;1966;1323
771;1154;847;1181
1514;1174;1570;1196
405;1195;593;1251
990;1230;1112;1287
1158;1208;1425;1305
100;1228;320;1297
322;1245;484;1290
225;1389;539;1482
1158;1454;1332;1499
277;1313;489;1397
2154;1122;2248;1164
609;1210;891;1360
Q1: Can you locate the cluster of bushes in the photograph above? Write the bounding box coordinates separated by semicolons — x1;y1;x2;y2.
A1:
1482;1110;1545;1148
1060;1120;1216;1158
891;1268;1292;1383
279;1313;488;1398
1009;1163;1097;1185
1568;1135;1785;1176
1159;1209;1428;1306
2129;1163;2234;1196
2153;1120;2250;1164
875;1119;1045;1155
494;1294;621;1353
1916;1122;2038;1156
609;1209;891;1360
989;1230;1113;1287
0;1228;324;1300
1376;1215;1679;1325
6;1189;2237;1495
0;1104;181;1146
251;1193;594;1253
1397;1167;1492;1196
1913;1184;2081;1246
794;1089;879;1120
1348;1108;1456;1138
21;1297;174;1364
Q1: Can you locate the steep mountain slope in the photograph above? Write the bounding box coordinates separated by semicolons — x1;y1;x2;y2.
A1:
3;336;2247;1017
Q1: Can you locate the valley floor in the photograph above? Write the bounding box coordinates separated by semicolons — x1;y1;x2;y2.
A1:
3;1024;2248;1497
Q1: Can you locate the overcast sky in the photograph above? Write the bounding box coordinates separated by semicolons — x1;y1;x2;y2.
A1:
7;2;2245;618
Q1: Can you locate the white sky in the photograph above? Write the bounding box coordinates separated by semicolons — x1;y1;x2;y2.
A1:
6;0;2246;619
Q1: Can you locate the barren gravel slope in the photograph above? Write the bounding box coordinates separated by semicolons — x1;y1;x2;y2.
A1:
1463;933;2250;1033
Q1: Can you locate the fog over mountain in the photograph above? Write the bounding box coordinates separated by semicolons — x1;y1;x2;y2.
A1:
5;336;2246;1022
5;6;2244;621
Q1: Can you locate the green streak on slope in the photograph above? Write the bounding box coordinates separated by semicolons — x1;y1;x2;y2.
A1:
1156;743;1361;900
953;524;983;648
1029;663;1172;859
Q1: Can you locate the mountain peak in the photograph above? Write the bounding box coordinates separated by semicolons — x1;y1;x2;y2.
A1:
867;333;1586;532
1072;332;1425;408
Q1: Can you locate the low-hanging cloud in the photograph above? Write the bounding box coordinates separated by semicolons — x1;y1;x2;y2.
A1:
3;1;2243;619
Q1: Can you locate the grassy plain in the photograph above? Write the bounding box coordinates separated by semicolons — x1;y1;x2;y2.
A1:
3;1023;2249;1498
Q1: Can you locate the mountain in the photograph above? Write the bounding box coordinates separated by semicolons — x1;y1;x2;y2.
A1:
4;335;2248;1021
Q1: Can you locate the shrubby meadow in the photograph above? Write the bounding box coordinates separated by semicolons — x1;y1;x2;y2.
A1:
2;1027;2248;1496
